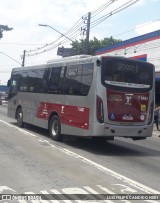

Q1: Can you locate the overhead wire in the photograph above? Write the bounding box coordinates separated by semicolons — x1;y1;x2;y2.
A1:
26;0;140;57
91;0;140;28
64;18;84;36
26;17;84;55
27;30;85;57
26;23;83;56
26;0;116;56
91;0;116;18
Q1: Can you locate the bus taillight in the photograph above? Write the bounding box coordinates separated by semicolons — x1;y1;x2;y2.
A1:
96;95;104;123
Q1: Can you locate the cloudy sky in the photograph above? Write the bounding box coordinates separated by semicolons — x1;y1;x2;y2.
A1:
0;0;160;84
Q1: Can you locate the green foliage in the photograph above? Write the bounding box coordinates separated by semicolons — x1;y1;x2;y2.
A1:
0;25;13;39
71;36;121;55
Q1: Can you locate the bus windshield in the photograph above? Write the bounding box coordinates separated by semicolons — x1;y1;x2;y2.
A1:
101;58;153;92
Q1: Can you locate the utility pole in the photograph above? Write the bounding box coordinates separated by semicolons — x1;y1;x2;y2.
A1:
22;50;26;67
81;12;91;54
85;12;91;54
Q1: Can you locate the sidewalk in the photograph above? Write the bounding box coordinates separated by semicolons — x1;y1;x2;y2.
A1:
152;124;160;137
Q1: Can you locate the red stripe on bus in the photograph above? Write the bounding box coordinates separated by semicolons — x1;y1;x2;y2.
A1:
36;102;90;130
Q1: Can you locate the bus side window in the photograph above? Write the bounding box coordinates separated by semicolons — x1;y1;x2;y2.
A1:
26;69;46;93
63;64;93;96
48;67;62;93
11;78;18;93
81;64;93;95
20;72;28;91
63;66;82;95
8;74;21;98
43;68;49;92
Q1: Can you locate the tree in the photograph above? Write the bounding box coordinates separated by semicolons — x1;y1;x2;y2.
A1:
71;36;121;55
0;25;13;39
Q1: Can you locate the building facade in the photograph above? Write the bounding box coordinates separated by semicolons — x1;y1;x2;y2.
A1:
96;30;160;104
95;29;160;70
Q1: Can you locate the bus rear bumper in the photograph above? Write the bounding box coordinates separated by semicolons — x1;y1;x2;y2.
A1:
91;122;153;138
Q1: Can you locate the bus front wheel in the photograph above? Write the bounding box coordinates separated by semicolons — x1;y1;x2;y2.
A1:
49;115;62;141
17;107;24;128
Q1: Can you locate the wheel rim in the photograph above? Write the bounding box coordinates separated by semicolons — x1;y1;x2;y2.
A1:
51;120;59;136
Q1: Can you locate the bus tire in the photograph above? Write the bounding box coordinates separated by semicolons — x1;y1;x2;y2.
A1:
49;115;62;141
17;107;24;128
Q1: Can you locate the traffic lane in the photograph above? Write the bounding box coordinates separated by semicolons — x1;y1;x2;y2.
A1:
14;122;160;192
0;120;159;201
63;136;160;192
0;104;15;123
1;105;160;192
0;105;7;117
0;121;110;192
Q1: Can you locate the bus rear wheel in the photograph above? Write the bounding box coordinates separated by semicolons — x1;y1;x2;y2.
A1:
17;107;24;128
49;115;62;141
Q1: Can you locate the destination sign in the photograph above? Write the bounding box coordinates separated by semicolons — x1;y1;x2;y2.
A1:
118;63;138;73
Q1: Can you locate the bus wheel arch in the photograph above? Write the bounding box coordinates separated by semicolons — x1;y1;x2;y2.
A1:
48;113;62;141
16;106;24;128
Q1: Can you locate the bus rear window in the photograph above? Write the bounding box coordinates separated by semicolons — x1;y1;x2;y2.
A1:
102;58;153;91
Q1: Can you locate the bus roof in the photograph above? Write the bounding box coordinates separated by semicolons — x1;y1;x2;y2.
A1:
11;55;154;74
47;55;92;63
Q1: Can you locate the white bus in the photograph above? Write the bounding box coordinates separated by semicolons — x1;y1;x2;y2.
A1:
7;55;155;141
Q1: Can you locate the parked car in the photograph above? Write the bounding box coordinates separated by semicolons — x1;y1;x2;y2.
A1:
0;92;8;105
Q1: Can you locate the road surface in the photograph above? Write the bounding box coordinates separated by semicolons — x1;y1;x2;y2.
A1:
0;105;160;202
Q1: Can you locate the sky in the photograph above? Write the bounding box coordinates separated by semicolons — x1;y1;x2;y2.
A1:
0;0;160;85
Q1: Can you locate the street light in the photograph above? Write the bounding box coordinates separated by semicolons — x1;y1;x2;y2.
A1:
38;24;73;43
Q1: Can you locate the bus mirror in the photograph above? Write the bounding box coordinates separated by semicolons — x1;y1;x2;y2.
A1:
7;79;11;87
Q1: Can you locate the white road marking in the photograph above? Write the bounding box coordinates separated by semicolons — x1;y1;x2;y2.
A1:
1;119;160;195
0;186;16;193
24;192;46;203
40;190;59;203
50;189;72;203
97;185;131;203
61;187;92;203
112;184;137;193
83;186;114;203
0;185;160;203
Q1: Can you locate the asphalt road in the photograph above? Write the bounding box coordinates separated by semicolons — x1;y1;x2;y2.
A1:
0;104;160;203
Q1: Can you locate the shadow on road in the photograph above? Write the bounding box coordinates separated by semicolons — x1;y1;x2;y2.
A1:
10;122;160;157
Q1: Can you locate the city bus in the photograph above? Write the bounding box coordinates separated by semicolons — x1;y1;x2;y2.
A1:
7;55;155;141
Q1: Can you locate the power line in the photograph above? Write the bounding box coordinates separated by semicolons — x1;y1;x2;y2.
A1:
0;51;21;66
91;0;140;28
25;0;140;57
26;24;83;56
0;43;45;46
39;24;74;42
91;0;116;18
64;18;83;36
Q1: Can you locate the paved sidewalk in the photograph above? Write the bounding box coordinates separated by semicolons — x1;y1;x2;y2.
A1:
152;124;160;137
